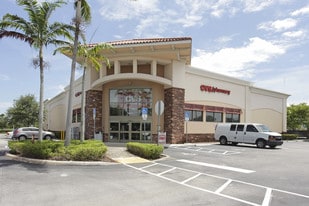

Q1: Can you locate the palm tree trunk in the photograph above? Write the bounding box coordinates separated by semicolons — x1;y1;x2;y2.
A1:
80;66;86;142
38;46;44;142
65;0;81;146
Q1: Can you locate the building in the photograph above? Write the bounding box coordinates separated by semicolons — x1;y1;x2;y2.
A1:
44;37;289;144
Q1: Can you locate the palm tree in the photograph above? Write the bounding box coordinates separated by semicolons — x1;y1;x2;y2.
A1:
0;0;74;141
54;42;111;142
64;0;92;146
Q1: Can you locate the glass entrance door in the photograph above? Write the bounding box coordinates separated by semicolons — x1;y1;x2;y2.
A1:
109;121;151;142
120;122;129;141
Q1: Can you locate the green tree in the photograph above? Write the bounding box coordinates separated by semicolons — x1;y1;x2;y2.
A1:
0;0;74;141
287;103;309;131
6;94;39;128
65;0;92;146
0;114;8;129
54;42;111;142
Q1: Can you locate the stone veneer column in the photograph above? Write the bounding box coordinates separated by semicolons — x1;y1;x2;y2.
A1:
164;87;185;144
85;90;102;139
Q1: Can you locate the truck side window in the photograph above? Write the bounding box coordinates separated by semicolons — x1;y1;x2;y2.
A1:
236;124;244;131
230;124;236;131
246;125;258;132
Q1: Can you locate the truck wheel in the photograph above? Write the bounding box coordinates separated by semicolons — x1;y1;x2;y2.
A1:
219;137;227;145
256;139;266;148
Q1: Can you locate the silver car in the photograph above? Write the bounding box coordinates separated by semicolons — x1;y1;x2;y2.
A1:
12;127;55;141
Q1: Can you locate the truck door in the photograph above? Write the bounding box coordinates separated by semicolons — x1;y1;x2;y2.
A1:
229;124;237;142
244;124;258;143
235;124;245;143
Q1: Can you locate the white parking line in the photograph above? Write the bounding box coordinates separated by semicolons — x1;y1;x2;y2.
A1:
262;188;272;206
125;163;260;206
178;159;255;174
181;173;201;184
124;162;309;206
158;167;176;176
171;146;241;155
215;179;232;194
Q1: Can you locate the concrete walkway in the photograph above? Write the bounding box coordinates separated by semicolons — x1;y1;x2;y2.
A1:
105;143;150;164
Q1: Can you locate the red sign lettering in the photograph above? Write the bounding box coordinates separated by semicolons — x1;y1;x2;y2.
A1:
200;84;231;95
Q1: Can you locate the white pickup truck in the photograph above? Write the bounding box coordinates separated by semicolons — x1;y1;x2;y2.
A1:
214;123;283;148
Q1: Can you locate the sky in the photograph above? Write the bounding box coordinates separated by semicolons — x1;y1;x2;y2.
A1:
0;0;309;114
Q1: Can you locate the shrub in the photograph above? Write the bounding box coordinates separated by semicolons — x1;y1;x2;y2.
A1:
8;141;24;154
66;140;107;161
282;133;298;140
126;142;163;159
8;140;107;161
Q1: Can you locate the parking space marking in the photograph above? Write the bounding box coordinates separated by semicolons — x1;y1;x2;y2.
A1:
181;173;202;184
215;179;232;194
124;161;309;206
178;159;255;174
262;188;272;206
158;167;176;176
170;146;241;155
141;163;157;169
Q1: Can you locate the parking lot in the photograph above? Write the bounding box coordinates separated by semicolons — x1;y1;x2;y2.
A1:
1;135;309;206
147;142;309;205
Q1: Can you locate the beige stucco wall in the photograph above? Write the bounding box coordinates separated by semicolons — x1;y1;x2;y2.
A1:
184;67;250;108
45;78;83;131
249;89;287;132
182;66;288;134
48;104;66;131
251;109;283;132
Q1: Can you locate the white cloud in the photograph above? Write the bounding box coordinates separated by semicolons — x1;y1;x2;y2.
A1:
291;5;309;16
241;0;274;12
97;0;159;20
192;37;285;78
282;30;305;38
258;18;298;32
95;0;293;37
173;0;209;26
215;35;237;44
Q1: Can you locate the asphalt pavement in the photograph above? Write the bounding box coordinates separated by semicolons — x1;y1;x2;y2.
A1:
1;134;309;206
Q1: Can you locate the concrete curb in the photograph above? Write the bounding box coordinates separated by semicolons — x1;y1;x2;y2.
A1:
5;153;118;166
5;152;168;166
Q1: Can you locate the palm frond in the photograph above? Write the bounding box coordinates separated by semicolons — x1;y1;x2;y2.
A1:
0;29;33;45
74;0;92;24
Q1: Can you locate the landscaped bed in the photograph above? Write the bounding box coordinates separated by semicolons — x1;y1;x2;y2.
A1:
8;140;107;161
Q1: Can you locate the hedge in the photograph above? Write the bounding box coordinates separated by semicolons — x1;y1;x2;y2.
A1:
8;140;107;161
281;133;298;140
65;140;107;161
126;142;163;159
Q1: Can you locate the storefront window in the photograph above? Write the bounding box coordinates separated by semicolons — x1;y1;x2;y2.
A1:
206;111;223;122
72;108;81;123
185;110;203;121
109;88;152;116
226;113;240;123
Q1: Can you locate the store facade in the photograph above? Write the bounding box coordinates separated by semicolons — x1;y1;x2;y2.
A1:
44;37;289;144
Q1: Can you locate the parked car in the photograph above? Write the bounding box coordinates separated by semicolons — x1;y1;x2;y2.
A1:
214;123;283;148
6;131;13;139
12;127;55;141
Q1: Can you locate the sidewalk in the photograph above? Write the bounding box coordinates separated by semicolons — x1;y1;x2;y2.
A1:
105;143;150;164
